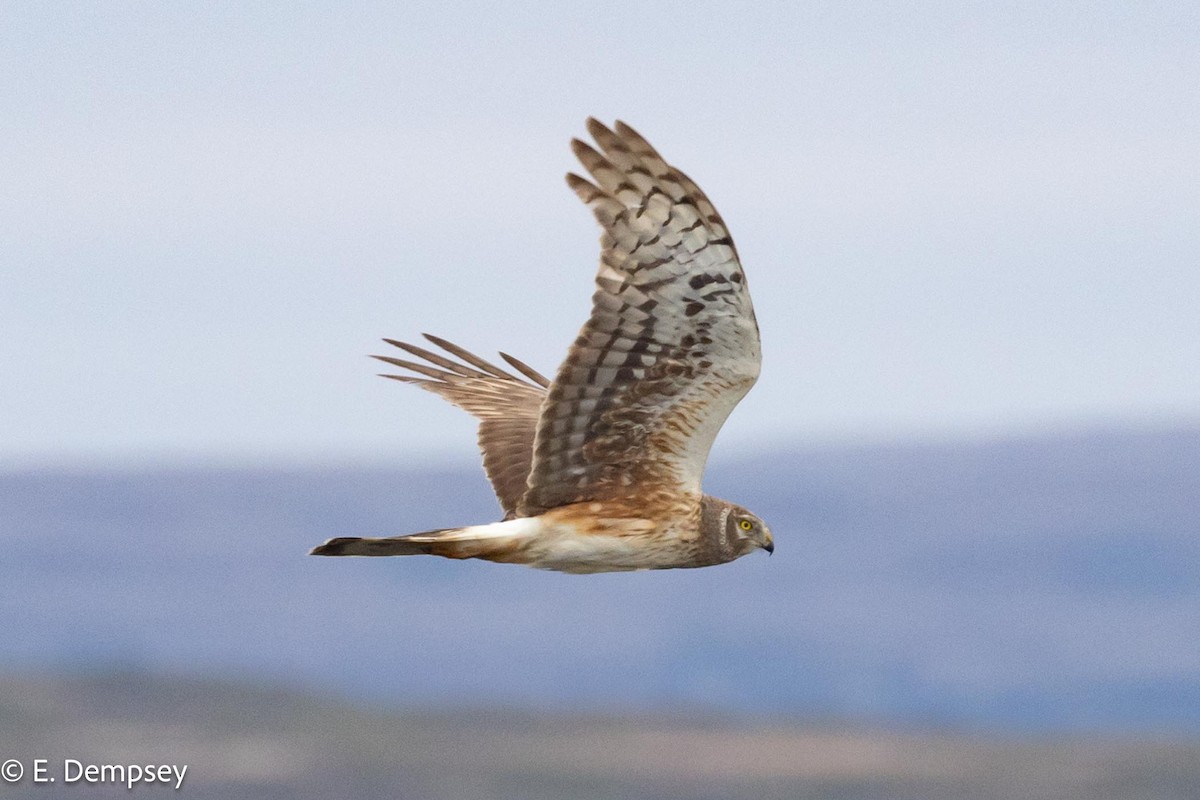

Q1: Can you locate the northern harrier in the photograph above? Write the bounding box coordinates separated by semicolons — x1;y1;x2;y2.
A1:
311;119;772;572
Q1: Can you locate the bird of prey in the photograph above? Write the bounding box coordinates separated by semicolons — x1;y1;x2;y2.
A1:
311;119;772;573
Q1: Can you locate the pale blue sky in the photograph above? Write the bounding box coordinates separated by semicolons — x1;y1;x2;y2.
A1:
3;2;1198;466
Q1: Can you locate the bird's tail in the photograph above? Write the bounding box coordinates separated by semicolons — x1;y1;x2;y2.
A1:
309;517;540;561
309;530;456;557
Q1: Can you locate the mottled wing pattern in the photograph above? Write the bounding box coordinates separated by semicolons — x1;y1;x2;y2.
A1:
374;335;549;517
521;119;760;515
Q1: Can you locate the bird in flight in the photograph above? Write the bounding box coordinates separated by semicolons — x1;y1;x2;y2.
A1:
311;119;771;573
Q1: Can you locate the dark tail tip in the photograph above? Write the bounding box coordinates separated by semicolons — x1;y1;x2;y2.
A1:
310;537;360;556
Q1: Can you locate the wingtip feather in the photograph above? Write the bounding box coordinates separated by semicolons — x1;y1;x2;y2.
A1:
420;334;517;380
585;116;612;142
500;351;551;388
372;354;447;380
566;172;602;203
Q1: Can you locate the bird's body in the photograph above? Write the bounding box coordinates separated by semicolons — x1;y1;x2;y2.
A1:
319;494;761;574
311;119;773;572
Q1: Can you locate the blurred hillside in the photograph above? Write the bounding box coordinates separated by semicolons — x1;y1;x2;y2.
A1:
1;425;1198;732
1;672;1198;800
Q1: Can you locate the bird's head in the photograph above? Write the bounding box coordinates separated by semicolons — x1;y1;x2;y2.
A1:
704;497;773;560
728;506;773;557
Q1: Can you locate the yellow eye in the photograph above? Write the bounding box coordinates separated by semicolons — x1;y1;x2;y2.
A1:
739;519;753;531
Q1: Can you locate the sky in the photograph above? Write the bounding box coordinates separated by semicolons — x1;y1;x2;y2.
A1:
3;2;1198;467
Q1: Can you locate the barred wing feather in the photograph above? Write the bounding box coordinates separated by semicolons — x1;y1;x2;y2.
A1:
520;119;760;515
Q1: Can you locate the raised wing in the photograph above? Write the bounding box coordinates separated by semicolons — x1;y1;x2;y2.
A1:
520;119;760;515
374;335;549;517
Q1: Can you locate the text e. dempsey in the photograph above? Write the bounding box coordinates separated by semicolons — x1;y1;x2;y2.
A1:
54;759;187;790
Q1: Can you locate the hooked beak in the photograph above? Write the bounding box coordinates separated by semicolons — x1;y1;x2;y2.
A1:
760;529;774;555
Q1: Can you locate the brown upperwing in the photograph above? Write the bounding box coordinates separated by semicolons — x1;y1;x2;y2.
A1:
519;120;761;517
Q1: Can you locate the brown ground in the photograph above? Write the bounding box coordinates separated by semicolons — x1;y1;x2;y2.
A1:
2;672;1197;799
